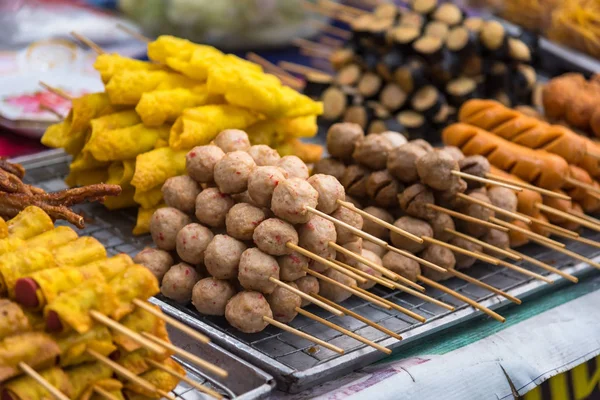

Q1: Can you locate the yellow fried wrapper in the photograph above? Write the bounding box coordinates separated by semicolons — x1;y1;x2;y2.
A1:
90;109;141;133
109;264;160;320
207;63;278;95
66;362;115;397
0;299;31;341
56;326;116;368
0;217;7;239
107;160;136;188
2;366;72;399
133;204;165;236
94;53;164;84
24;226;78;251
70;92;116;135
0;248;56;296
53;237;107;267
169;104;259;150
147;35;198;62
133;185;163;209
41;120;87;155
70;151;110;172
7;206;53;240
65;168;109;187
131;147;186;191
113;305;168;352
105;188;137;210
125;358;184;398
82;379;124;400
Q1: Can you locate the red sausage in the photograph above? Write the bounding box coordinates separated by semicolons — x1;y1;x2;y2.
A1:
14;278;40;308
2;390;15;400
45;310;63;333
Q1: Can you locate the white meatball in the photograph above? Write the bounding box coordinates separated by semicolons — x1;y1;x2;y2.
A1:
186;145;225;183
248;145;280;166
248;166;288;208
307;174;345;214
192;278;236;316
277;155;309;179
238;248;280;294
204;234;247;279
195;188;235;228
161;263;201;304
214;129;251;153
176;223;214;265
253;218;298;256
225;291;272;333
134;247;174;282
214;151;256;194
271;178;319;224
150;207;191;251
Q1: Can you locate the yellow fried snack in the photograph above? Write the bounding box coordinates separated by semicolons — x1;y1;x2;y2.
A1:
94;53;164;84
90;109;141;133
41;120;88;156
133;204;165;236
84;123;171;162
113;305;168;352
124;358;184;399
109;264;160;320
53;237;107;267
107;159;136;188
131;147;186;192
133;185;163;209
0;248;56;296
70;151;110;173
81;379;124;400
105;188;137;210
6;206;53;240
2;366;72;399
24;226;78;251
246;115;319;146
65;167;109;187
0;217;7;239
56;326;116;367
169;104;259;150
66;362;115;397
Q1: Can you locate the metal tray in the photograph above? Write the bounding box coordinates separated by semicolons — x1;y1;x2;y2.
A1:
15;150;600;393
14;150;275;400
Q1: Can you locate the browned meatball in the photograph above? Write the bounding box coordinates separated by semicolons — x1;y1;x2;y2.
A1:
214;129;251;153
298;214;337;255
434;177;468;209
410;139;434;153
192;278;236;316
295;276;319;307
214;151;256;194
356;249;383;290
362;207;394;241
134;247;174;282
459;156;491;189
327;122;365;162
231;190;256;206
482;229;510;258
382;251;421;282
428;212;455;242
344;194;363;209
271;178;319;224
352;134;393;170
226;203;267;241
176;223;214;265
278;252;308;281
331;205;363;244
204;234;247;279
449;236;481;270
487;187;518;222
341;164;370;198
416;151;459;191
267;283;301;323
277;155;309;180
363;240;386;258
440;146;464;162
457;192;494;237
186;145;225;183
319;268;357;303
420;244;455;281
307;174;345;214
380;131;407;149
390;216;432;254
387;143;427;183
195;188;235;228
399;183;436;220
313;158;347;181
150;207;191;251
248;144;280;166
335;239;363;268
253;218;298;256
225;291;272;333
248;166;288;208
161;263;201;303
162;175;201;213
366;170;403;208
238;248;280;294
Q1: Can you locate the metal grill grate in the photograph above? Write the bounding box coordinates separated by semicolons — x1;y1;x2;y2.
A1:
19;151;600;393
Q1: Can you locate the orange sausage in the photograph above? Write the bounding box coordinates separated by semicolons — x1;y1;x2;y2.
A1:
508;219;530;248
442;123;570;190
565;165;600;213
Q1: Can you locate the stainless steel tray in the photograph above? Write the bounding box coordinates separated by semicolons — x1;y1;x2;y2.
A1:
14;150;275;400
15;150;600;394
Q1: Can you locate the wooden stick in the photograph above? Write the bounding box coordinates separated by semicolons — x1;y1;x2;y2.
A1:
445;229;521;260
310;20;353;39
548;227;600;250
486;173;571;200
302;0;354;22
295;308;392;354
457;193;531;224
303;267;392;309
89;310;165;355
385;244;451;273
569;209;600;226
507;249;579;283
264;316;344;354
417;276;506;323
452;170;523;192
329;240;403;281
132;300;210;344
116;23;151;43
141;333;228;378
299;47;332;59
445;269;522;305
537;204;600;232
378;277;456;310
330;258;396;289
246;53;305;90
490;217;566;248
585;148;600;160
86;349;165;397
39;81;73;101
314;294;403;340
292;38;334;53
477;251;554;283
426;204;509;232
318;0;368;16
423;236;501;265
93;386;122;400
352;286;426;323
145;359;223;399
278;61;331;77
18;363;70;400
319;36;345;48
268;277;343;316
529;237;600;270
287;242;367;284
565;177;600;195
38;104;65;120
70;31;105;54
527;214;579;238
338;200;423;244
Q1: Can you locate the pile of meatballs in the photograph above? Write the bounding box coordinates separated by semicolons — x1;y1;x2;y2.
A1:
134;129;390;334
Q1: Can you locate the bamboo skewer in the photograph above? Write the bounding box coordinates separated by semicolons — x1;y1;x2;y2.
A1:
423;237;501;265
314;294;403;340
417;275;506;323
116;23;151;43
537;203;600;232
377;277;456;311
476;251;554;283
585;148;600;160
246;52;305;90
93;386;121;400
302;0;354;23
426;204;509;232
490;217;566;248
319;36;345;48
38;104;66;120
299;47;333;59
445;229;521;261
264;316;345;354
457;193;531;224
145;359;224;399
89;310;165;355
39;82;73;101
295;308;392;354
565;177;600;195
70;31;105;54
310;20;353;39
451;171;523;192
485;173;571;200
445;268;522;304
529;238;600;270
352;286;426;323
268;276;344;316
527;214;579;238
132;299;210;344
18;362;71;400
278;61;332;77
570;210;600;226
330;258;396;289
318;0;368;16
292;38;334;55
548;227;600;250
507;249;579;283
